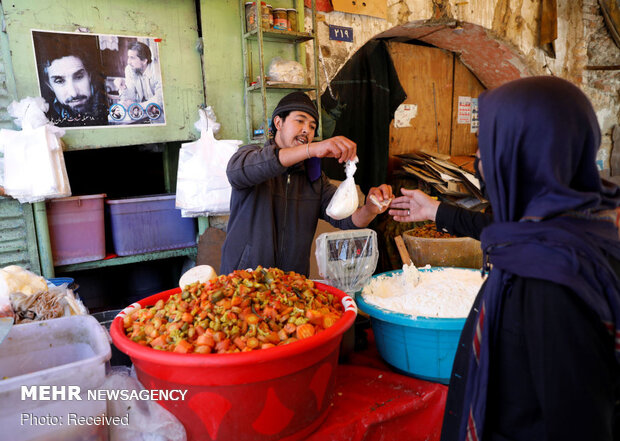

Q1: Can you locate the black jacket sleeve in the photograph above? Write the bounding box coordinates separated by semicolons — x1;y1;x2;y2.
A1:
435;203;493;240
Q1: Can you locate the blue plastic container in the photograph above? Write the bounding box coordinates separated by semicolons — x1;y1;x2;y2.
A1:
356;268;476;384
47;277;77;290
106;194;197;256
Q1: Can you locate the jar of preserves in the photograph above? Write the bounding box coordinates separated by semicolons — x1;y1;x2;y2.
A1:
273;8;288;30
267;4;274;28
245;2;256;32
260;2;271;30
286;8;297;31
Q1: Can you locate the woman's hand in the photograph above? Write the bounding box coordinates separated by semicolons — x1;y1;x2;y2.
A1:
389;188;440;222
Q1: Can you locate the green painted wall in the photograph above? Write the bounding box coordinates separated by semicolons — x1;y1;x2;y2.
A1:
2;0;205;150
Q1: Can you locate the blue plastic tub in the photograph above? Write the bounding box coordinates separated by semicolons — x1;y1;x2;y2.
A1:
356;268;477;384
106;194;197;256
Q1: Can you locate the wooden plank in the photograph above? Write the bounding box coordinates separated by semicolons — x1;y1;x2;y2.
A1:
387;42;454;156
2;0;204;149
394;235;412;266
332;0;387;19
451;60;485;156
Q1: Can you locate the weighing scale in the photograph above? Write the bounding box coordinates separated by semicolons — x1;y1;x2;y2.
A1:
315;229;379;359
315;228;378;296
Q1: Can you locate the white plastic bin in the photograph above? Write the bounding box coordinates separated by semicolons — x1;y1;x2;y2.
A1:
0;315;111;441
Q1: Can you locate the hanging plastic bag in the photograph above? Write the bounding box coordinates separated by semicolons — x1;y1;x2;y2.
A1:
0;97;71;203
326;157;359;220
176;108;242;216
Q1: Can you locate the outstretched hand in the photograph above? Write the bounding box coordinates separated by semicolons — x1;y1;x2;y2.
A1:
365;184;394;215
389;188;440;223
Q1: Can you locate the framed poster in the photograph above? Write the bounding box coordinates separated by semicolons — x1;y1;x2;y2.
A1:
32;30;166;128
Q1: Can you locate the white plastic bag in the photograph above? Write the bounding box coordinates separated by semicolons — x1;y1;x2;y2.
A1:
176;109;242;216
0;97;70;203
326;157;359;220
268;57;306;84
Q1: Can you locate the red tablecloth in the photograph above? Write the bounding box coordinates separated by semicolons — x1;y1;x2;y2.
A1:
306;329;448;441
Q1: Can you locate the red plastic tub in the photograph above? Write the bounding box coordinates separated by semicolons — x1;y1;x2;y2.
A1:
110;283;357;441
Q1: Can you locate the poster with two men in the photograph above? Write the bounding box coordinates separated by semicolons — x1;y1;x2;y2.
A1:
32;30;166;128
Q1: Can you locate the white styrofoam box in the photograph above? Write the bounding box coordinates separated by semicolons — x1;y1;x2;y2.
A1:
0;315;111;441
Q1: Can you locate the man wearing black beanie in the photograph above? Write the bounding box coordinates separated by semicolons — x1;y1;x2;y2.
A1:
220;91;393;276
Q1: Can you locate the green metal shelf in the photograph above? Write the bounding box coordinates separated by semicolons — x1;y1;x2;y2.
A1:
243;28;314;43
55;246;197;273
240;0;321;143
246;82;317;92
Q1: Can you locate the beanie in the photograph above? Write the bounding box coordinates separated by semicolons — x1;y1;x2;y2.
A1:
270;91;319;134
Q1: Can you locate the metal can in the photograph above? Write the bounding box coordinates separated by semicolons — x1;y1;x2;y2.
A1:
267;4;274;28
287;8;297;32
245;2;256;32
273;8;288;30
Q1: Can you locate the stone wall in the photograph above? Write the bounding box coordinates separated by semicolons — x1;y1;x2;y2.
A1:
305;0;620;171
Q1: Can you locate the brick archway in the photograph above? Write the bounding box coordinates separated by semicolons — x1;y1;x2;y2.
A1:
375;20;532;89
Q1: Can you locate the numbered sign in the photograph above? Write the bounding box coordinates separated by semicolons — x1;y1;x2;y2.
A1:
329;25;353;42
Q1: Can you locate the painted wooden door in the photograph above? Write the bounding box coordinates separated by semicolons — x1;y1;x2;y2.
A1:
387;42;484;157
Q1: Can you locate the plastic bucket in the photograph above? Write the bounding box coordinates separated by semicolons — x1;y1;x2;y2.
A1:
110;283;357;441
356;268;473;384
90;309;132;367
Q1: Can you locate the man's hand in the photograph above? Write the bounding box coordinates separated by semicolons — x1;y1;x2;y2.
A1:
352;184;393;227
389;188;440;223
309;136;357;163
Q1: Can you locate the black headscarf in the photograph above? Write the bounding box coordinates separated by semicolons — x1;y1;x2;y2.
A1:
459;76;620;441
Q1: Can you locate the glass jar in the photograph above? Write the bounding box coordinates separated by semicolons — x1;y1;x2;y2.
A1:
245;2;256;32
286;8;297;32
267;4;274;28
273;8;288;30
260;2;271;30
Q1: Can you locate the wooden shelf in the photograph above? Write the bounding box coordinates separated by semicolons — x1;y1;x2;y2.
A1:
55;246;197;272
243;28;314;43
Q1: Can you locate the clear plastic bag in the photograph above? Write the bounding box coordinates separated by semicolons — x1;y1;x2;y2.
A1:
104;366;187;441
326;157;359;220
176;109;242;216
268;57;306;84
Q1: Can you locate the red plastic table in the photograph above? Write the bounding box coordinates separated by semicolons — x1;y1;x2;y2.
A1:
305;329;448;441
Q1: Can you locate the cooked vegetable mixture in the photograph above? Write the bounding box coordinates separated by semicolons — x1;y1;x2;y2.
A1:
123;266;344;353
409;222;456;238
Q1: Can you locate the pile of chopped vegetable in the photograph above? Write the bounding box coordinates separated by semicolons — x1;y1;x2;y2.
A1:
409;222;456;238
123;266;344;354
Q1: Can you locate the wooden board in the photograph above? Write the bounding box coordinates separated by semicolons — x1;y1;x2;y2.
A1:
450;60;485;156
388;42;454;156
2;0;204;150
331;0;387;19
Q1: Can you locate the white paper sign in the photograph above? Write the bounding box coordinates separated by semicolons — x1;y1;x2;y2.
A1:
393;103;418;128
457;96;471;124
